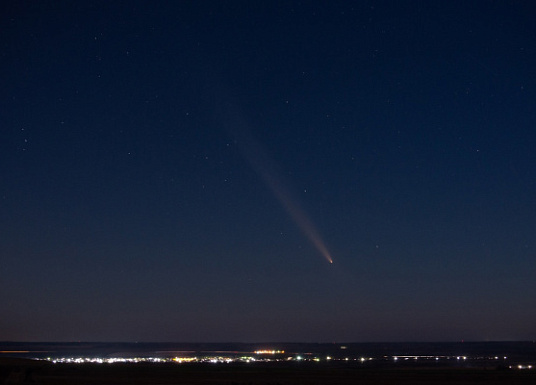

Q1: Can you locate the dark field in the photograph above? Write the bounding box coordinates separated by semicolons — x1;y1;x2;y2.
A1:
2;359;536;385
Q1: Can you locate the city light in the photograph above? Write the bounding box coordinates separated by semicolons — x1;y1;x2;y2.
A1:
254;350;284;355
19;351;531;370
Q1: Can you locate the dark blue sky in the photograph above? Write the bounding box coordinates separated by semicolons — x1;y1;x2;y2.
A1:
1;1;535;342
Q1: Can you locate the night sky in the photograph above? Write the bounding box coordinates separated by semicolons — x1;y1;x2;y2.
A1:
1;1;535;342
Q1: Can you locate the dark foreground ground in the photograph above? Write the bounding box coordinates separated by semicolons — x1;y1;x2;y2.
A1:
1;358;535;385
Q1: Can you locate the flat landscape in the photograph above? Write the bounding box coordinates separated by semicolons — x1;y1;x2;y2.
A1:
2;359;536;385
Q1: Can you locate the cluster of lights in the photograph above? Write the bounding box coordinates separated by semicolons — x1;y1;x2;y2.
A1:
185;356;257;364
254;350;284;354
292;356;373;362
37;353;533;369
44;355;372;365
391;355;512;362
172;357;197;363
47;357;168;364
46;356;263;365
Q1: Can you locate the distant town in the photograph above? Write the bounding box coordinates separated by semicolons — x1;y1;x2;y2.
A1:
37;351;532;370
2;341;535;371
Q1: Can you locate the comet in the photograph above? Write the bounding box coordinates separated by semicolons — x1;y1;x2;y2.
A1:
220;102;334;264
